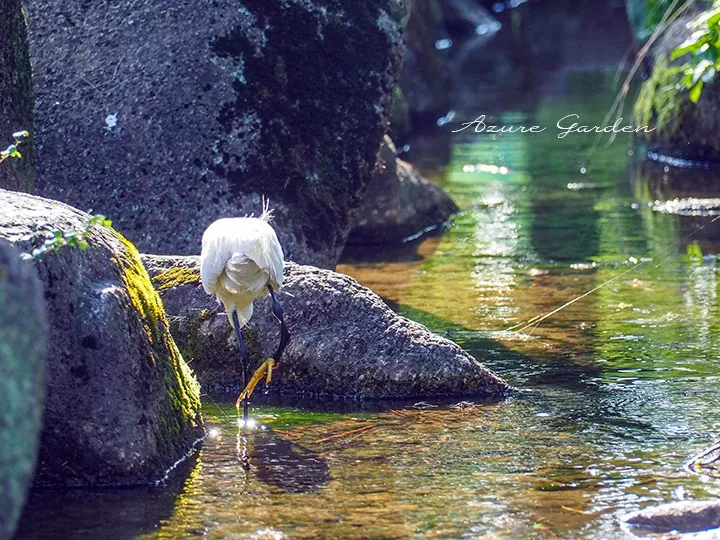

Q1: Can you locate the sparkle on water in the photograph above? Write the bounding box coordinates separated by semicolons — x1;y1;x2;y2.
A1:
17;71;720;540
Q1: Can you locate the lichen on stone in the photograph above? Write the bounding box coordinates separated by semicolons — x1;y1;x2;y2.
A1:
151;265;201;292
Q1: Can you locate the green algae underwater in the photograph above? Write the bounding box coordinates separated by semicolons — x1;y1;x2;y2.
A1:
16;71;720;539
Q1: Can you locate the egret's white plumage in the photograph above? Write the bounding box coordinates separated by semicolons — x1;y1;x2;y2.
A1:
200;213;284;328
199;207;290;421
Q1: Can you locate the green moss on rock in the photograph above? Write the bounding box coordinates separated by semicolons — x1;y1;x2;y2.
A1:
151;265;202;292
114;236;201;454
633;14;720;162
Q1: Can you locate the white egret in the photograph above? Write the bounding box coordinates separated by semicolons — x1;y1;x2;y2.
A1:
199;205;291;423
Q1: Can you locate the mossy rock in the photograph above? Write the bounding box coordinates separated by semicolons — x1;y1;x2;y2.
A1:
634;13;720;162
0;189;203;487
0;240;46;538
142;255;263;396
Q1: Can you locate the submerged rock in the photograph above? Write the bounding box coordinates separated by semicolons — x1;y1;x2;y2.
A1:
402;0;453;119
24;0;407;269
0;189;203;487
349;136;458;244
142;254;509;399
635;11;720;163
0;240;46;538
624;500;720;534
440;0;496;35
0;0;34;192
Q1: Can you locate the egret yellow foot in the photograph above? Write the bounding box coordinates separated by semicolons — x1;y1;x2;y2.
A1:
235;358;275;410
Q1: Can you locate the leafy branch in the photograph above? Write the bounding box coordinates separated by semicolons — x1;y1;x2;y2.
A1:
20;214;113;260
671;5;720;103
0;130;30;163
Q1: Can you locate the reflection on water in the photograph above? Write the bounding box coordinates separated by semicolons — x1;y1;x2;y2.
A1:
17;13;720;540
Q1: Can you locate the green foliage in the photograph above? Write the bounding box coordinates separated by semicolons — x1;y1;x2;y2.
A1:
671;4;720;102
634;57;685;134
646;0;684;32
0;131;30;163
20;214;112;260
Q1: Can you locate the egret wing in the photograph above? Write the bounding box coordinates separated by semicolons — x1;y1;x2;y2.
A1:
200;244;227;295
245;221;284;289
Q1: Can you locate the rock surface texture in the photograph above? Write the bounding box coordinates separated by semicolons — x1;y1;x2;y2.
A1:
0;240;46;538
624;500;720;534
0;0;34;191
0;189;202;487
24;0;408;268
349;136;458;244
142;254;510;399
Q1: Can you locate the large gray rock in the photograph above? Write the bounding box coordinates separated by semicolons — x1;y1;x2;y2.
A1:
0;189;203;487
349;136;458;244
0;0;34;192
624;500;720;534
0;240;46;539
24;0;408;269
141;254;510;399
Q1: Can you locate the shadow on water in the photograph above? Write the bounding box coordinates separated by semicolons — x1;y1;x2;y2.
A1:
240;428;330;494
15;454;200;539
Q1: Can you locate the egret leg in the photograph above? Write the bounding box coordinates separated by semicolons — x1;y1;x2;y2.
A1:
237;358;275;403
231;309;250;423
237;284;291;402
267;284;291;362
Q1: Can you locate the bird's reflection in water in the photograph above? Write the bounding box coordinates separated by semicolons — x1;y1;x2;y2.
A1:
236;425;330;494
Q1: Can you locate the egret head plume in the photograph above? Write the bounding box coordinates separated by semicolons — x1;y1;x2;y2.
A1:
260;196;274;223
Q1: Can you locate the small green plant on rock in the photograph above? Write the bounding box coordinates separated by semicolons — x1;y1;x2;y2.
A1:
0;130;30;163
20;214;113;260
671;4;720;102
